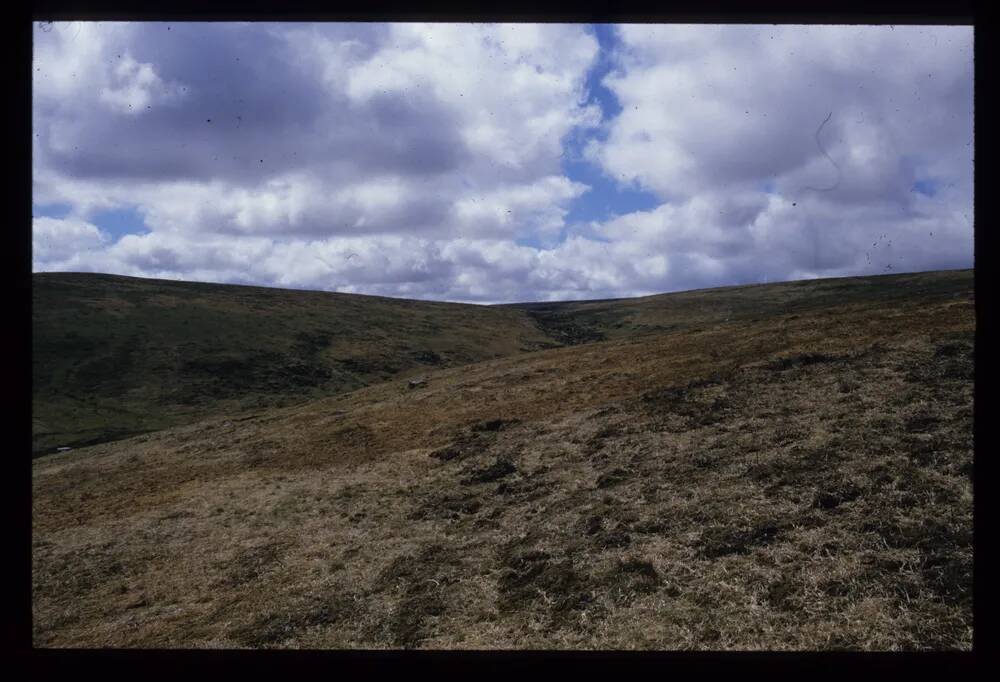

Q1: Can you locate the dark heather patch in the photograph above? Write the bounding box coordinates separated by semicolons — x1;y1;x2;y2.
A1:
371;544;463;648
231;592;360;647
594;529;632;549
861;517;972;552
764;352;843;372
463;459;517;484
428;432;488;462
698;521;783;558
905;414;941;433
429;444;465;462
409;349;444;365
472;418;521;433
632;518;673;535
409;493;482;520
596;467;631;489
386;589;446;648
606;558;661;605
593;424;622;440
934;341;970;358
766;577;801;611
34;543;131;596
497;550;595;625
583;515;603;536
904;341;974;383
812;481;863;510
217;542;285;588
921;551;973;606
637;377;734;431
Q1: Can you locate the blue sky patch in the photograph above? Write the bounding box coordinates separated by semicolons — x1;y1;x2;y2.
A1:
583;24;624;121
33;202;73;219
90;206;150;241
911;179;937;197
559;25;660;233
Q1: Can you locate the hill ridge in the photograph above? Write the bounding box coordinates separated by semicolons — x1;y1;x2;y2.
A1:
32;269;972;455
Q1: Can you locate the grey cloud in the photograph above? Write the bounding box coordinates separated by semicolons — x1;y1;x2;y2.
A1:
34;22;469;185
341;91;470;176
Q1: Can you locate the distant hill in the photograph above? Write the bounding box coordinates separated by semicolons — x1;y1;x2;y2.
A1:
32;269;972;456
31;273;555;455
504;268;975;345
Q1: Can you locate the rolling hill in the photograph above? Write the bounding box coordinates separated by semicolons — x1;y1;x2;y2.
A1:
31;272;557;455
31;269;974;649
32;269;973;456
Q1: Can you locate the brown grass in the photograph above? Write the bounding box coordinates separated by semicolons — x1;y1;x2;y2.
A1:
32;277;974;649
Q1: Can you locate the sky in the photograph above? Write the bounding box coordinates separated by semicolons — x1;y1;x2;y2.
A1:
32;22;974;303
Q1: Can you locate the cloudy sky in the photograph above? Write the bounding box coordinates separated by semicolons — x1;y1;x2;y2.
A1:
32;22;973;303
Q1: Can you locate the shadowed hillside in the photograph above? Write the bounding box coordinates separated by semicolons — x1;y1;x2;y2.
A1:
32;269;973;649
31;273;556;455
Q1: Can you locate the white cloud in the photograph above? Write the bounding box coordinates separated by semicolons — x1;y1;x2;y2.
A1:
33;23;600;245
98;54;187;114
32;23;973;303
593;25;973;203
32;216;110;266
572;24;974;293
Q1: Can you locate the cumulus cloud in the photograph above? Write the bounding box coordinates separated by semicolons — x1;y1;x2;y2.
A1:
33;23;601;269
32;216;110;266
592;26;972;197
578;24;973;291
98;55;187;114
32;22;973;302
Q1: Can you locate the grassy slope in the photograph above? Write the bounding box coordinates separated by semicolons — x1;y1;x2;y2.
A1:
32;272;555;455
504;269;974;344
32;269;973;649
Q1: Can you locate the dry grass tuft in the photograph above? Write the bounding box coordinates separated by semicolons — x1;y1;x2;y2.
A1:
32;270;973;649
